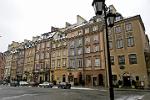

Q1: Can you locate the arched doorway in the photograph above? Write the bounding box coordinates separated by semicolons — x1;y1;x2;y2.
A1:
98;74;103;86
68;73;74;83
122;72;131;87
62;75;66;82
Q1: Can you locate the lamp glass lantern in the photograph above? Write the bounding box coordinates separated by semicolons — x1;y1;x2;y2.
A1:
107;12;116;27
92;0;105;15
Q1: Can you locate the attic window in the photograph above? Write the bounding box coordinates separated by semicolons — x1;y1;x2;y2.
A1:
78;30;83;35
93;25;98;31
85;28;89;34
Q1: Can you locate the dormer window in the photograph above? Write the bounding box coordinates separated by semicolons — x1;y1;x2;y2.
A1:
85;28;89;34
115;16;122;21
78;30;83;35
93;25;98;31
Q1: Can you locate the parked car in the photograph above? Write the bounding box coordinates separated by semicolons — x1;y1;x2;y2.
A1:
0;80;3;85
10;81;18;87
19;81;29;86
28;81;39;87
58;82;71;89
39;82;53;88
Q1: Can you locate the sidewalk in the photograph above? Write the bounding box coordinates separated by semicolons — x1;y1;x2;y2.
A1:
142;93;150;100
71;86;150;92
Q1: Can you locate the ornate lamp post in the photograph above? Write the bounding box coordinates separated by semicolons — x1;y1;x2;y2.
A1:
92;0;116;100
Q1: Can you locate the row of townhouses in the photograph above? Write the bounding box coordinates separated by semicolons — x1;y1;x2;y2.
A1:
2;6;150;88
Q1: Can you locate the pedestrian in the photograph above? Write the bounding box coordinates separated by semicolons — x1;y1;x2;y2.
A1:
141;81;144;89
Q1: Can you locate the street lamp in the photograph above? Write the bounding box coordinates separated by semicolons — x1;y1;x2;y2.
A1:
92;0;116;100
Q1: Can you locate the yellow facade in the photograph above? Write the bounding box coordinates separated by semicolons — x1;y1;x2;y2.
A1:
109;15;150;88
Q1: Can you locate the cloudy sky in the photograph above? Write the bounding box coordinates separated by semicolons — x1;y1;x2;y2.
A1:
0;0;150;52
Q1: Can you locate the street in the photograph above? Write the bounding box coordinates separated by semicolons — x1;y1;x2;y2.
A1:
0;86;150;100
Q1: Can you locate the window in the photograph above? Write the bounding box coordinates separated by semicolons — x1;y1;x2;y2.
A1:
78;30;83;35
70;49;75;56
129;54;137;64
40;52;44;59
57;50;61;57
57;59;61;67
118;55;125;65
63;42;67;46
78;59;83;68
93;35;99;42
115;26;121;33
78;48;82;55
110;56;114;65
109;41;113;49
41;43;45;48
52;44;56;48
85;46;90;53
57;43;60;47
35;54;39;60
78;39;82;46
125;23;132;32
37;44;40;50
116;39;123;49
127;37;134;47
52;60;55;68
93;25;98;31
86;59;91;67
62;50;67;56
45;52;49;58
70;41;74;48
85;37;90;44
70;59;75;68
52;52;55;58
46;42;50;47
45;63;50;69
95;58;100;67
115;16;122;22
85;28;89;34
62;59;67;67
94;45;99;52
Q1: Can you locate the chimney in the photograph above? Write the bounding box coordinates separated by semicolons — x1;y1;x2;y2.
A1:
77;15;87;24
65;22;72;27
109;5;117;14
51;26;59;32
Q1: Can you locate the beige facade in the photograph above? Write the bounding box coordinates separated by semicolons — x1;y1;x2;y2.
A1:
65;20;107;86
108;15;150;88
9;42;20;80
0;53;5;80
33;33;52;83
23;41;35;82
4;51;12;81
50;30;68;84
3;14;150;88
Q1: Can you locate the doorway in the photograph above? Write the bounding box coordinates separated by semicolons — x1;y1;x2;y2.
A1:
123;76;131;87
98;74;103;86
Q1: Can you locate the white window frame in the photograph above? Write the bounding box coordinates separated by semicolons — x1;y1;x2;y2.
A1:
95;58;100;67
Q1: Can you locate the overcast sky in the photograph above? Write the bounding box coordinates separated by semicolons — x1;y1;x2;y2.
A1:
0;0;150;52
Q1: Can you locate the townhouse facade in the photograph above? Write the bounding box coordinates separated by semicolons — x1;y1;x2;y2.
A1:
109;15;150;88
3;51;12;82
23;40;35;82
0;53;5;81
3;12;150;88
